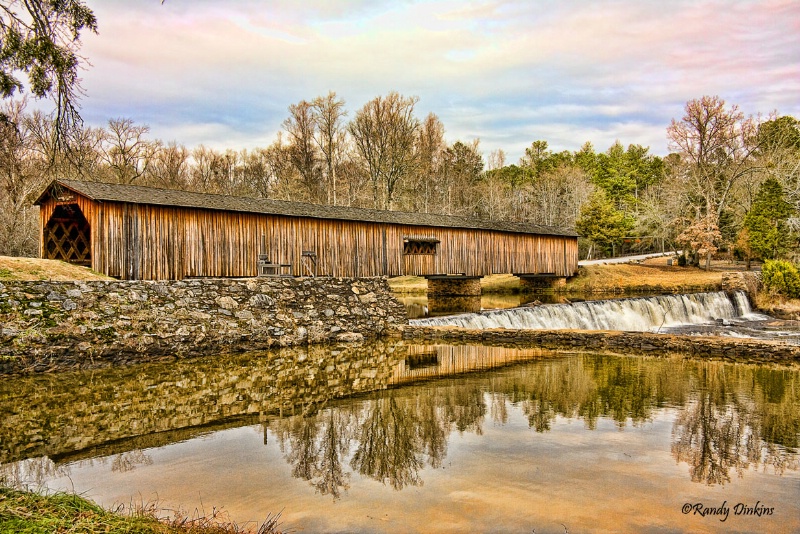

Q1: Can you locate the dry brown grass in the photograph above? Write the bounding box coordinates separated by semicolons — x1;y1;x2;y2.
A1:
388;260;725;295
0;256;111;281
753;292;800;320
0;254;738;297
565;262;723;293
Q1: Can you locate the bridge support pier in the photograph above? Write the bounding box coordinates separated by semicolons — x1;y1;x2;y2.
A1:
426;275;483;315
426;275;482;296
517;274;567;293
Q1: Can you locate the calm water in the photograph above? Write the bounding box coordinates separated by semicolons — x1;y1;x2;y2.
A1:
1;341;799;533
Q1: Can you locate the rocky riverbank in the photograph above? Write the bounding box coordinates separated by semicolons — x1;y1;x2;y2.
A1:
2;269;796;375
401;325;800;366
0;277;407;374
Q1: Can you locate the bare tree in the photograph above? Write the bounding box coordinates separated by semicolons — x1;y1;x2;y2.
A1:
262;133;303;200
667;96;760;268
531;164;593;228
215;149;245;196
312;91;347;205
148;141;190;190
189;144;218;193
408;112;445;214
236;147;272;198
637;157;688;253
349;92;420;210
440;139;483;216
0;98;44;255
101;118;157;184
284;99;323;202
334;156;370;208
486;148;506;171
474;168;512;220
0;0;97;154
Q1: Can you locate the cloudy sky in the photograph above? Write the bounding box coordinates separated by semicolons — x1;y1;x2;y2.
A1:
74;0;799;162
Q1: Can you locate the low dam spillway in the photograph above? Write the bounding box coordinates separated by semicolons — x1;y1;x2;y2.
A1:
410;291;768;333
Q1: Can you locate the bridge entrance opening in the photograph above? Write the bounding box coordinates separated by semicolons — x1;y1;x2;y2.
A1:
43;204;91;266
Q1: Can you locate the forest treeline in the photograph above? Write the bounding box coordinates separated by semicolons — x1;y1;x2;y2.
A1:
1;92;799;264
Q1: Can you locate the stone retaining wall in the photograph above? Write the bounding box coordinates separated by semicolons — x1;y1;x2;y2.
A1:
0;277;407;374
3;272;795;375
427;277;482;296
721;271;761;295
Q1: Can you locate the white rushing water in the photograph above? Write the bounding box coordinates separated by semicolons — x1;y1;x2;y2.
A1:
410;291;764;332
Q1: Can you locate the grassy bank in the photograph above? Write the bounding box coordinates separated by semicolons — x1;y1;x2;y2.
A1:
0;255;729;293
563;262;722;293
0;486;282;534
387;258;800;317
388;258;725;295
0;256;110;281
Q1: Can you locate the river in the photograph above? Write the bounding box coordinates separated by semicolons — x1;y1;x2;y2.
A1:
1;338;798;533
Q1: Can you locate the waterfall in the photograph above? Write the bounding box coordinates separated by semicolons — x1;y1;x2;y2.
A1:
410;291;762;332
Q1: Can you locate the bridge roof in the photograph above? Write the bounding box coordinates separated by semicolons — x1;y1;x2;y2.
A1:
38;179;578;237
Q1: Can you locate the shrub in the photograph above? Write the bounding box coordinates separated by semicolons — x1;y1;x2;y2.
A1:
761;259;800;298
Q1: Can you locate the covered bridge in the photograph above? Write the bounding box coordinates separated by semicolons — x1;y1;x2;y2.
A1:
35;180;578;286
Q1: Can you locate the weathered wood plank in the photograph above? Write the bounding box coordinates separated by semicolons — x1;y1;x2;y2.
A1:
38;186;578;280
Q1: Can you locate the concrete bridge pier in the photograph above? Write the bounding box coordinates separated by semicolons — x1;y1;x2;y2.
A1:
426;275;482;314
517;274;567;293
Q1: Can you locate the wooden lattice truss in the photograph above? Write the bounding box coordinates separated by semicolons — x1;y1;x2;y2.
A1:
403;236;439;255
44;204;91;265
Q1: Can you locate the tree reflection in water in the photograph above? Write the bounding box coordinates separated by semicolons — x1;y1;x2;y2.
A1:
269;354;800;497
271;382;486;497
0;456;67;488
111;449;153;473
2;347;797;499
671;363;800;485
351;395;424;490
273;408;355;499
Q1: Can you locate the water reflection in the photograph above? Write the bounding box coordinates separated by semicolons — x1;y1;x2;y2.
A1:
1;342;798;498
0;340;407;466
265;352;799;496
270;383;480;498
672;365;800;485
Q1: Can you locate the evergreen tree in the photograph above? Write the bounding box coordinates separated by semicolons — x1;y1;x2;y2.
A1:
744;178;795;260
575;190;635;259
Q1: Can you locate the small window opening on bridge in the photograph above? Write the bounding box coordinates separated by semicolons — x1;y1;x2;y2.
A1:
403;236;439;255
406;351;439;370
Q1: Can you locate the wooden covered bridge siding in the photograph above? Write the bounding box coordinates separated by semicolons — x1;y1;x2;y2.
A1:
36;181;578;281
39;195;95;267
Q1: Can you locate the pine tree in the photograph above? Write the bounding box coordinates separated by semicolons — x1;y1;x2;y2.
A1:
744;178;795;260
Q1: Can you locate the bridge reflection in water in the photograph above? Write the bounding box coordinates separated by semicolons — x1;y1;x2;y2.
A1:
1;341;798;533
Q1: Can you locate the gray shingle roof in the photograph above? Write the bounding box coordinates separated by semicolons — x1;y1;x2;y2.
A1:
38;179;578;237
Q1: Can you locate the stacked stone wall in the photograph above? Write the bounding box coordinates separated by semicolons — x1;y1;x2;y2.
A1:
426;277;482;296
721;271;762;296
0;277;407;374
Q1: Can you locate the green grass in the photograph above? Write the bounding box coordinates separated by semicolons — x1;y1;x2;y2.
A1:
0;486;284;534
